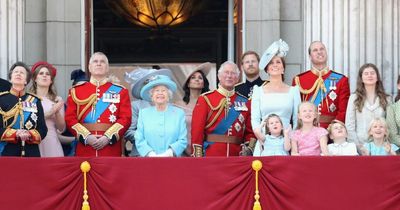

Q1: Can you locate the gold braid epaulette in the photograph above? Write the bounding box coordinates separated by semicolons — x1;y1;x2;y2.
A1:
294;75;326;103
71;88;97;120
203;95;226;129
0;102;23;128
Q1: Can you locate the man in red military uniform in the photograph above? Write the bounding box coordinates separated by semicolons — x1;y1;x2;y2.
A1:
191;61;256;157
65;52;132;156
292;41;350;128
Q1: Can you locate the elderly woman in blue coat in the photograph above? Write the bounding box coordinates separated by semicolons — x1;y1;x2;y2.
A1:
135;74;187;157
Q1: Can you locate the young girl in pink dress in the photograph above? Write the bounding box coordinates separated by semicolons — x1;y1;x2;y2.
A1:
290;101;329;156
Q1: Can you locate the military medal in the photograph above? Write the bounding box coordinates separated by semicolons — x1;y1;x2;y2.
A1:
103;92;120;103
109;115;116;123
234;122;241;132
31;112;38;123
234;101;248;111
329;103;336;112
108;103;118;123
109;104;117;113
328;91;337;101
329;78;337;90
22;102;38;113
238;114;245;123
25;120;33;130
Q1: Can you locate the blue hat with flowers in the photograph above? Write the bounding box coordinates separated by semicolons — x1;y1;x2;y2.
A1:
70;69;88;85
125;68;172;99
140;74;177;102
259;39;289;70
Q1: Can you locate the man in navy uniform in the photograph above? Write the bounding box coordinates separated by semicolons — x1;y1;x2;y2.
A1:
235;51;265;98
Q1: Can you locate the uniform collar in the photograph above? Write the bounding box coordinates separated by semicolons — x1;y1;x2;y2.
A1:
246;77;263;86
90;77;108;86
10;87;25;97
311;66;330;77
217;85;235;97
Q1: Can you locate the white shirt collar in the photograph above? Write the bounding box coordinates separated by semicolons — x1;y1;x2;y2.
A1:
332;141;348;147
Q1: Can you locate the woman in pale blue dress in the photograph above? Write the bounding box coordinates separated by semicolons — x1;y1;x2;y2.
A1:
135;74;187;157
252;39;301;140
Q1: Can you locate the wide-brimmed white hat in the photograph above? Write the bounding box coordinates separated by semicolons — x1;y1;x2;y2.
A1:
140;75;177;102
184;62;212;83
125;68;172;99
259;39;289;70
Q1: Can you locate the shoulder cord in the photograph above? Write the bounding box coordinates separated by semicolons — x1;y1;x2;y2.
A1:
203;95;226;129
70;88;97;120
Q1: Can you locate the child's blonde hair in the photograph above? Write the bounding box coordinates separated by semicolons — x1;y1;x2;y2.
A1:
367;117;390;142
296;101;319;129
327;119;347;139
263;113;284;136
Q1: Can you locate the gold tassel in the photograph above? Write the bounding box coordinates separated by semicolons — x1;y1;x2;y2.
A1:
80;161;91;210
252;160;263;210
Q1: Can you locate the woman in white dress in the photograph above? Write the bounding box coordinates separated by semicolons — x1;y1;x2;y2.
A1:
251;39;301;140
30;61;65;157
345;63;391;149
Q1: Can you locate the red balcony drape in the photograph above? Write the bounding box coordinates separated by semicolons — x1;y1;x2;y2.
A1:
0;156;399;210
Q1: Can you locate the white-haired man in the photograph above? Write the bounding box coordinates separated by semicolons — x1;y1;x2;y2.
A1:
191;61;256;157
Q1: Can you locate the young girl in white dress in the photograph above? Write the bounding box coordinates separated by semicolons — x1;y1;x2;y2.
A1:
327;120;358;156
253;114;290;156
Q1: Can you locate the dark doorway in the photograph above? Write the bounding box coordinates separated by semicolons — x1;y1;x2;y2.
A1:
93;0;229;66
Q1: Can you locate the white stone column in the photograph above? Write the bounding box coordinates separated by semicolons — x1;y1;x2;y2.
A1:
24;0;81;99
0;0;24;79
244;0;280;80
304;0;400;95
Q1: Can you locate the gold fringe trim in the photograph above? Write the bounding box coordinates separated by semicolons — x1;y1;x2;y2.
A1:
252;160;263;210
81;161;91;210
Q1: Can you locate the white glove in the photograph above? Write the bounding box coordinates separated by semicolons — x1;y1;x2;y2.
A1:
157;149;174;157
147;151;157;157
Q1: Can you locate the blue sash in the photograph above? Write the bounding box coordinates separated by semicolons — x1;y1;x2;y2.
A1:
83;85;122;123
212;95;247;134
0;97;37;154
204;95;248;153
312;72;343;106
